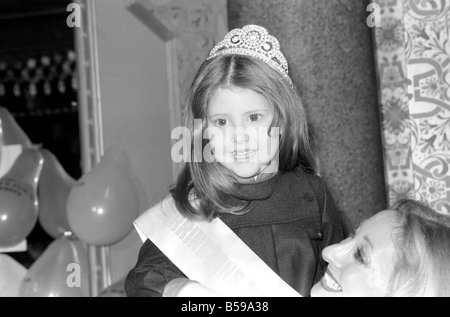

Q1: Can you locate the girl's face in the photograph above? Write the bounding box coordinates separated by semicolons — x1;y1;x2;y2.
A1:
311;210;398;297
206;87;280;180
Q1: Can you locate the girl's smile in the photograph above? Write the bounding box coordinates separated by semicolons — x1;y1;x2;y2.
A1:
233;150;256;161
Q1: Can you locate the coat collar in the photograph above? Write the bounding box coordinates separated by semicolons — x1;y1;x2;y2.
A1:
220;168;320;229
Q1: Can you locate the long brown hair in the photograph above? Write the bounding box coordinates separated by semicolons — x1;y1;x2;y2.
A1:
170;54;317;221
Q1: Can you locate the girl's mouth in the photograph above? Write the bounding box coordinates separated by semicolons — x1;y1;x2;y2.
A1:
233;150;256;160
320;268;342;293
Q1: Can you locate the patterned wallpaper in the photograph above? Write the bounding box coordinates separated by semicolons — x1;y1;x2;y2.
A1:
373;0;450;214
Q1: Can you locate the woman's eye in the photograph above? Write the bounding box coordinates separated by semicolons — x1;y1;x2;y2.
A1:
249;114;260;122
353;247;367;266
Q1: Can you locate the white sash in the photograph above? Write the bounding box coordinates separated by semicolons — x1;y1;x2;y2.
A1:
134;195;302;297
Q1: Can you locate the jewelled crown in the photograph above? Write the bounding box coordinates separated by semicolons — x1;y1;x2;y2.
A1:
208;25;293;87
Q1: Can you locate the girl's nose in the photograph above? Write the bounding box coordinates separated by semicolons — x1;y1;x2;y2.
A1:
233;126;249;144
322;237;352;269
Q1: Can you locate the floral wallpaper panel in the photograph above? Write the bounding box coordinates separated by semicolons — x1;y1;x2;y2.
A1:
373;0;450;214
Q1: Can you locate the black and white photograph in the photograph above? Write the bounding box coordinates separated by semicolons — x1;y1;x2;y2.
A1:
0;0;449;302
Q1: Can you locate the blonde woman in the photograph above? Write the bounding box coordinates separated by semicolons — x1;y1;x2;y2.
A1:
311;199;450;297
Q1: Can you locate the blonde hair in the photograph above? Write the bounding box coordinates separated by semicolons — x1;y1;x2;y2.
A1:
170;54;317;220
387;199;450;297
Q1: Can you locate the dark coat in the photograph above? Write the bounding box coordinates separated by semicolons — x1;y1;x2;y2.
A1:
125;167;344;297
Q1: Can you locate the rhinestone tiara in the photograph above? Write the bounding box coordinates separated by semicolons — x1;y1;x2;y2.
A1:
207;25;293;87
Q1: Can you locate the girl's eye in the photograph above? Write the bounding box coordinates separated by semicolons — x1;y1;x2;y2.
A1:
353;247;367;266
249;114;260;122
215;119;227;126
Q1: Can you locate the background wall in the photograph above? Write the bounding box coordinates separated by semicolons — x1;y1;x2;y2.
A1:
94;0;174;283
228;0;387;234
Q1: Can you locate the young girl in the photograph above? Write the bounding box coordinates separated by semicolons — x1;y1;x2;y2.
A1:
125;25;343;297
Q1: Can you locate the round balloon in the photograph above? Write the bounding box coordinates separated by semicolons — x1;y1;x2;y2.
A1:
18;233;89;297
66;147;140;246
0;148;43;248
38;149;75;238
